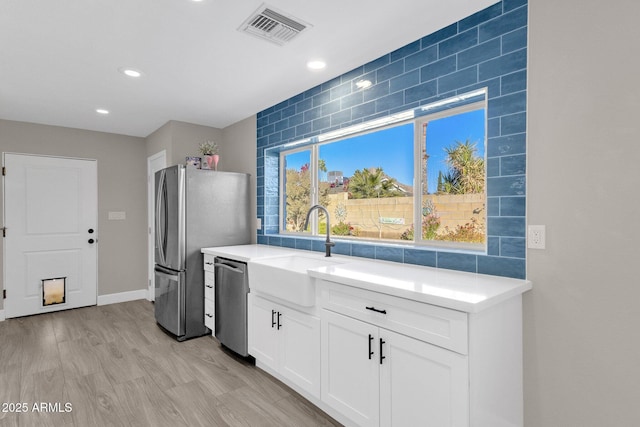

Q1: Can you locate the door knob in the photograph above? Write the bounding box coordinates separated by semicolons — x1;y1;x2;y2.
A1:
88;239;95;244
88;228;94;234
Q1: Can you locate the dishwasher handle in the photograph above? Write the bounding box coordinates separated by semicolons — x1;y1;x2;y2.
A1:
214;262;244;274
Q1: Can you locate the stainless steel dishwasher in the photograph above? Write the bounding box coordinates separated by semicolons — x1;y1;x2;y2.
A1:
214;257;249;356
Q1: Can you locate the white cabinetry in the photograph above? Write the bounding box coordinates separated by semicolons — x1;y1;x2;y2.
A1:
321;291;469;427
203;255;215;334
248;293;321;398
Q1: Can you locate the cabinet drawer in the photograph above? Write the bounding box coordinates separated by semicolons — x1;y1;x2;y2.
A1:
320;281;468;354
204;271;214;300
204;298;215;331
204;254;216;272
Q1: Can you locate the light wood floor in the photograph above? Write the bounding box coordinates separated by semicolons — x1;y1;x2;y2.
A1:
0;300;342;427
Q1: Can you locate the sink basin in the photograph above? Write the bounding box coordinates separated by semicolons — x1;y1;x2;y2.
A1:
248;254;344;306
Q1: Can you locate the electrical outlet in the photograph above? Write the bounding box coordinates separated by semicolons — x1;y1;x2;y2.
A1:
528;225;546;249
256;218;262;230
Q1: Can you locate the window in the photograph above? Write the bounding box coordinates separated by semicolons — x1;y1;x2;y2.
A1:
416;103;486;249
278;90;487;251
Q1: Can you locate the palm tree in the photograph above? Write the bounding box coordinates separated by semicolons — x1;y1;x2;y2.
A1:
441;140;485;194
348;167;403;199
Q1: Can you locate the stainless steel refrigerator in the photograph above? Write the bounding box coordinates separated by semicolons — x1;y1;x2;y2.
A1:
154;165;251;341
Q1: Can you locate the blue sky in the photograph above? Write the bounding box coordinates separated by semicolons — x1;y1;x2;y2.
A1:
284;109;485;193
425;109;485;193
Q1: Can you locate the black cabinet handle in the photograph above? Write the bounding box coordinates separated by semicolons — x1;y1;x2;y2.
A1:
205;284;213;289
205;313;213;318
271;310;276;328
368;334;374;360
366;306;387;315
88;228;94;234
88;238;95;244
379;338;386;365
277;312;282;330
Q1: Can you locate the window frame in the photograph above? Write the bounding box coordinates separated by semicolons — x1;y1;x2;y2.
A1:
277;89;488;253
413;100;488;252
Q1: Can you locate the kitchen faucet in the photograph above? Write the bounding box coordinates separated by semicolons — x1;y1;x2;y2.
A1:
303;204;335;257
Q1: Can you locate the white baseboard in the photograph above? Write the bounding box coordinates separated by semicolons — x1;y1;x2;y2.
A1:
0;309;5;322
97;289;148;306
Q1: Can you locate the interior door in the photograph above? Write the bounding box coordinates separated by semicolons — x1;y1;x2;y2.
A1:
3;153;97;318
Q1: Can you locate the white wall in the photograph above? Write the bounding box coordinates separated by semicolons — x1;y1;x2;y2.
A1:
526;0;640;425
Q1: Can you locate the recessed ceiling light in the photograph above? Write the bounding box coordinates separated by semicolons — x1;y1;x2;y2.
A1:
118;67;143;78
96;109;109;115
307;60;326;70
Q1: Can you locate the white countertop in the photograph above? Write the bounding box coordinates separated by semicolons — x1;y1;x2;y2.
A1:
202;244;532;313
201;244;297;262
308;260;531;313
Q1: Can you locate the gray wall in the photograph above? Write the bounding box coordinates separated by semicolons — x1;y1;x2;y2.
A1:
526;0;640;425
0;119;148;309
146;120;223;166
221;115;258;243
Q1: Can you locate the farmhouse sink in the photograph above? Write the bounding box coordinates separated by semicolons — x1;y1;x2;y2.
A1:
248;254;345;306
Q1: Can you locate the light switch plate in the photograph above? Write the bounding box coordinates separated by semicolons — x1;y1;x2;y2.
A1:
108;211;126;220
256;218;262;230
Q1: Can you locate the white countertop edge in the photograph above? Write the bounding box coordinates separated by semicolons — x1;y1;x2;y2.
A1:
202;244;532;313
201;244;298;262
308;268;530;313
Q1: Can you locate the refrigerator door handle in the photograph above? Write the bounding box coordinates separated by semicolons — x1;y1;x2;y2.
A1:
214;262;243;274
155;264;178;278
155;169;167;266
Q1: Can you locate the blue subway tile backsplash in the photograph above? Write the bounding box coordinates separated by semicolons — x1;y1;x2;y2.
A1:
255;1;528;279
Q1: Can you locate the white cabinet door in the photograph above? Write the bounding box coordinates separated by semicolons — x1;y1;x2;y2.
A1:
249;294;321;397
248;294;278;371
322;310;380;427
279;305;321;397
379;329;469;427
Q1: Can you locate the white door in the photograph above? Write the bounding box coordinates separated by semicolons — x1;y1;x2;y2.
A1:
3;153;97;318
147;150;166;301
379;329;469;427
321;310;380;427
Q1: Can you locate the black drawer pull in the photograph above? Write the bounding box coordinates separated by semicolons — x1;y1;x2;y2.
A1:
205;313;213;318
380;338;386;365
271;310;276;328
366;306;387;315
368;334;374;360
205;284;213;288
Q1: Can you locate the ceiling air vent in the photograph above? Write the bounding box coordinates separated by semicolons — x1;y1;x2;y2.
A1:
239;4;310;46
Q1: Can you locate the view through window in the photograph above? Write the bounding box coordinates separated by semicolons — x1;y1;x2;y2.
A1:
280;93;487;250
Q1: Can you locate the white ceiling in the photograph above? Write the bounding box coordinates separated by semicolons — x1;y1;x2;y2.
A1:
0;0;496;138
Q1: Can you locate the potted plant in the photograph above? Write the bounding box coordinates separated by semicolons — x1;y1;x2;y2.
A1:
199;140;219;170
